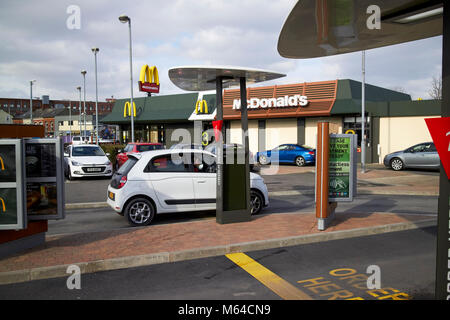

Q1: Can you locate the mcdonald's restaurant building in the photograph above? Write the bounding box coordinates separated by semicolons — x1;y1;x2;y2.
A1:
102;79;441;164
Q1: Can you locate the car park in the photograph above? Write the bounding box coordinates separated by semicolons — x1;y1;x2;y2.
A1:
116;142;163;169
64;144;113;180
383;142;440;171
107;149;269;226
256;144;316;167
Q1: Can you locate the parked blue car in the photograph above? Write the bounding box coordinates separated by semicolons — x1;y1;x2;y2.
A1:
256;144;316;167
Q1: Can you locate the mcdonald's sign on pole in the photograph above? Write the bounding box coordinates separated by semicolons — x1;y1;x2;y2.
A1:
138;64;160;93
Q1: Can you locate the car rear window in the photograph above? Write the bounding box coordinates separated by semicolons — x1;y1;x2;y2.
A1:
137;144;162;152
110;157;139;189
117;157;138;175
123;144;134;152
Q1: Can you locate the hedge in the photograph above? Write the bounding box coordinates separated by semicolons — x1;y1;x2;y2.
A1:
100;143;125;169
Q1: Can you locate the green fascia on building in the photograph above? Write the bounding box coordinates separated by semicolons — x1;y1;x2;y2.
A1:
331;79;441;117
101;92;217;125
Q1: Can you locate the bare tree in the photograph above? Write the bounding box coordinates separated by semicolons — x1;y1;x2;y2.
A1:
428;75;442;100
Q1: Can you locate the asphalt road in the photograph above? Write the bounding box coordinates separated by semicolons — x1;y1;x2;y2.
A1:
0;226;436;300
64;167;440;204
56;170;438;236
49;193;438;236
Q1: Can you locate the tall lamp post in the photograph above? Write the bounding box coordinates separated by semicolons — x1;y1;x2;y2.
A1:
92;47;100;145
76;86;82;137
81;70;87;140
30;80;36;123
69;100;72;141
361;51;366;173
118;14;134;143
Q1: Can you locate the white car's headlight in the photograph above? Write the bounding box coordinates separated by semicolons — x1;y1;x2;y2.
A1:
71;160;82;166
104;160;112;166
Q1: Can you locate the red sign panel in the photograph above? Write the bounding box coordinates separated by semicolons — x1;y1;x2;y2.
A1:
138;81;160;93
425;117;450;179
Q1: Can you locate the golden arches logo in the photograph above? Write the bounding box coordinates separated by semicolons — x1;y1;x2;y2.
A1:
195;100;208;114
0;156;4;170
140;65;159;85
0;197;5;212
139;65;160;93
123;101;136;118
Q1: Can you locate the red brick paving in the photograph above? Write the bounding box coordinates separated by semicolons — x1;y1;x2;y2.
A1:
0;211;433;273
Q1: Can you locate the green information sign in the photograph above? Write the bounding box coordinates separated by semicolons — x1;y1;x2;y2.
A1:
328;134;356;202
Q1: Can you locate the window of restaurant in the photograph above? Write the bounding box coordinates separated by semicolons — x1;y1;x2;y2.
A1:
343;115;370;147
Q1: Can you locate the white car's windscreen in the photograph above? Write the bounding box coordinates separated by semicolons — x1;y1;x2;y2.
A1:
72;147;105;157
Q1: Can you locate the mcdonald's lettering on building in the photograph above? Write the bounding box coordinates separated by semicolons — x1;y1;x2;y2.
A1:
139;64;160;93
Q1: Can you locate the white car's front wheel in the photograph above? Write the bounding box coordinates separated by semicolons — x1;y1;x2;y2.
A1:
125;198;155;226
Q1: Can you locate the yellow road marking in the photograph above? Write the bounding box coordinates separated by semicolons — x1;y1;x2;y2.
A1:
226;252;313;300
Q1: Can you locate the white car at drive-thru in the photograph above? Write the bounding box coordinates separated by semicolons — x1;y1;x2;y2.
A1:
64;144;113;180
107;149;269;226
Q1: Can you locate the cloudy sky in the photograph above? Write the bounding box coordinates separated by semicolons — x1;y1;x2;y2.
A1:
0;0;443;102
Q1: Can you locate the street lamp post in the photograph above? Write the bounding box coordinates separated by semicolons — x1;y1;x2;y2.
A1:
77;86;82;137
81;70;87;141
69;100;72;140
119;14;134;143
92;47;100;145
30;80;36;123
361;51;366;173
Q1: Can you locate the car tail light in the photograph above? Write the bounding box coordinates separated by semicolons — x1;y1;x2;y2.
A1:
118;175;127;189
308;151;315;155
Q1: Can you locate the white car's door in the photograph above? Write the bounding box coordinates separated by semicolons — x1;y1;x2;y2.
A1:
145;153;196;211
192;152;216;210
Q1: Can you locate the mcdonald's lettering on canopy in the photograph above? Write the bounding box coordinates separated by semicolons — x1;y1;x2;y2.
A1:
0;197;5;212
139;64;160;93
123;101;136;118
195;100;208;114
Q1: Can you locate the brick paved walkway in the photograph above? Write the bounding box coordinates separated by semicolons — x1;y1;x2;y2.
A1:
0;211;434;274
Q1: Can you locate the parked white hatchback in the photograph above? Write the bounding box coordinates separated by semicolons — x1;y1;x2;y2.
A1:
107;149;269;226
64;144;113;180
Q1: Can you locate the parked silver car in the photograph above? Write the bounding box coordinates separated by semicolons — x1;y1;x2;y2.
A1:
383;142;440;171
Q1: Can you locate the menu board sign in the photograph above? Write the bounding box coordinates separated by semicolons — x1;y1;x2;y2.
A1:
0;140;26;230
25;139;65;220
26;143;57;178
328;134;357;202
